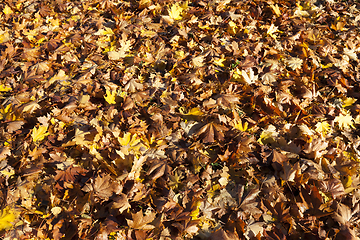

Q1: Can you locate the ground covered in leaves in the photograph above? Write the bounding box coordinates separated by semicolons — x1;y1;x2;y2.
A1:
1;0;360;239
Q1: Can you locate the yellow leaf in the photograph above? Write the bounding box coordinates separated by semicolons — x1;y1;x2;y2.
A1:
0;30;10;44
104;89;116;104
32;125;49;142
0;168;14;177
228;21;237;34
186;107;204;116
95;27;114;36
234;119;248;132
213;57;226;67
169;2;184;21
0;84;11;92
190;200;201;220
267;24;281;40
0;206;17;231
270;4;281;17
342;97;357;108
315;121;331;136
3;5;13;15
334;112;354;129
49;70;69;85
258;125;277;145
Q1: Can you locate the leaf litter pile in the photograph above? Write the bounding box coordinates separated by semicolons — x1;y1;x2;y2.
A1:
1;0;360;239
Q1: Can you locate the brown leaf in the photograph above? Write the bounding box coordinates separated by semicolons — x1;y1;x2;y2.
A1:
215;94;239;109
196;122;228;143
147;159;171;181
126;209;155;230
108;193;131;214
238;186;261;214
319;178;345;199
55;165;88;183
7;120;25;133
82;174;114;200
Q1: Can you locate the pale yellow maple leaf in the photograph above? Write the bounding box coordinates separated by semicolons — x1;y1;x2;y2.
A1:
32;125;49;142
241;68;258;84
104;89;116;104
334;112;354;129
95;27;114;36
117;133;144;158
169;2;185;20
267;24;281;40
285;57;303;70
0;206;17;231
3;5;13;15
315;121;331;136
228;21;237;34
258;125;278;145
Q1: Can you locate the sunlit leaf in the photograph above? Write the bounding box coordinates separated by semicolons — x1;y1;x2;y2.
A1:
334;112;354;129
315;121;331;136
0;206;16;231
104;89;117;104
32;125;49;143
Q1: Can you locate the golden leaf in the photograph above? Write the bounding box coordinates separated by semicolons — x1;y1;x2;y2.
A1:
3;5;13;15
32;125;49;142
169;2;184;21
234;119;248;132
0;206;16;231
0;30;10;44
104;89;116;104
0;84;11;92
315;121;331;136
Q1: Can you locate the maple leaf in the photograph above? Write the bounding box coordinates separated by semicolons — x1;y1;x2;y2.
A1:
233;119;248;132
258;125;278;145
0;206;17;231
168;2;185;21
126;209;155;230
3;5;13;15
82;174;115;200
237;186;261;215
147;159;171;181
266;24;281;40
195;122;228;143
117;132;145;158
315;121;332;136
334;112;354;129
285;57;303;70
0;30;10;44
55;165;88;190
32;125;49;142
270;4;281;17
241;68;258;85
319;178;345;199
215;94;240;109
104;89;116;104
333;202;359;231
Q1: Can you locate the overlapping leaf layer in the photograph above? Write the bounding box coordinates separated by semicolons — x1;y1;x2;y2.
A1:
1;0;360;239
